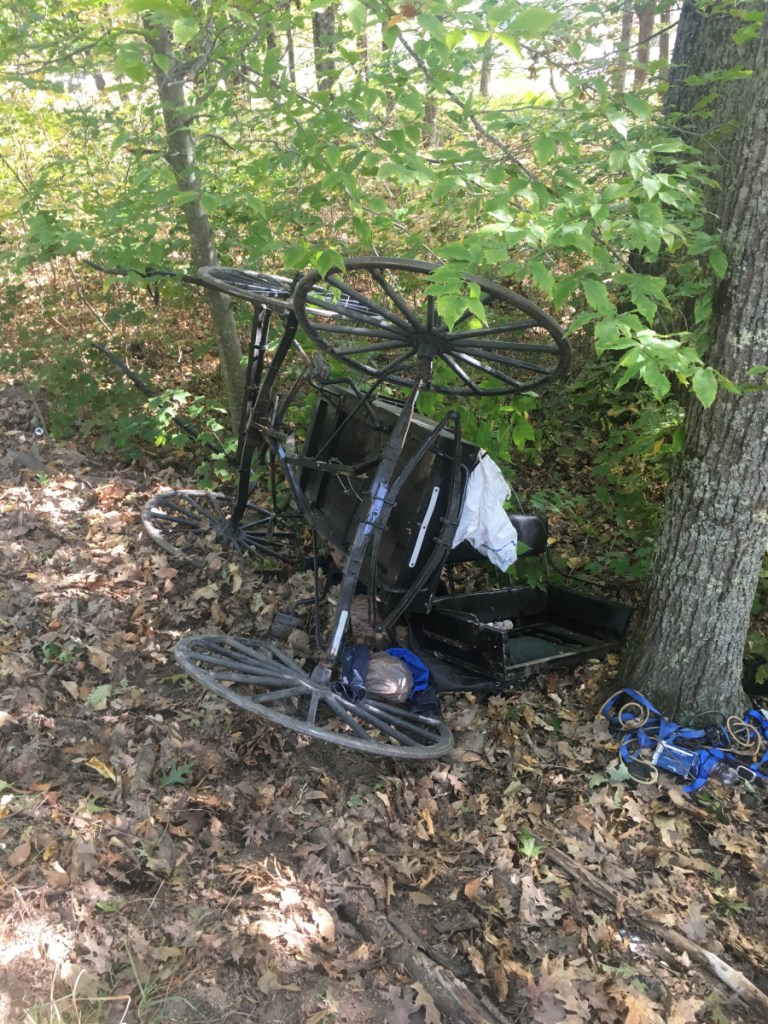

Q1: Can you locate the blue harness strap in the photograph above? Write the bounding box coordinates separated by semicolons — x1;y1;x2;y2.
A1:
600;689;768;791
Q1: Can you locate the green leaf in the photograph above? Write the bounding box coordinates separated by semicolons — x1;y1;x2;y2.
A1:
512;417;535;451
159;761;194;788
417;11;446;42
199;193;222;215
694;293;711;324
96;900;122;913
518;827;545;858
434;241;471;261
589;762;632;787
533;136;557;165
172;17;197;44
313;250;345;278
436;293;472;330
640;361;671;399
153;51;170;73
495;32;521;57
114;47;149;85
606;108;629;138
692;366;717;407
708;248;728;279
122;0;195;15
583;278;613;314
507;7;559;38
344;0;367;34
86;684;112;709
529;262;554;295
172;190;201;206
624;94;653;120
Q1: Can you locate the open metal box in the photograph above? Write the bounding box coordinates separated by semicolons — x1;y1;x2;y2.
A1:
409;584;632;686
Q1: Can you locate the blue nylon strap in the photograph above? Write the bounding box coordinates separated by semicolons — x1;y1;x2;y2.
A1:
601;688;768;791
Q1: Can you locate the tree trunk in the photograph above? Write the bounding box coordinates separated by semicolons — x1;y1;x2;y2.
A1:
313;6;337;91
664;0;760;197
149;24;244;430
286;20;296;85
633;0;655;89
618;12;768;721
657;16;670;74
358;31;368;80
423;98;438;144
480;41;493;97
613;0;634;94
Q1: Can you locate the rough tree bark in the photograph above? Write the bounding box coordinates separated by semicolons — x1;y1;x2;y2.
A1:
664;0;761;190
313;6;337;91
613;0;634;93
633;0;656;89
480;40;493;97
148;22;244;429
618;9;768;721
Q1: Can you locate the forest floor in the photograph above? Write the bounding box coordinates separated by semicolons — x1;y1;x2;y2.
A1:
2;370;768;1024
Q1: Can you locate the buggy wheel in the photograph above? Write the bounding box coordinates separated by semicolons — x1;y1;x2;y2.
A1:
142;490;294;562
293;257;570;396
175;634;453;759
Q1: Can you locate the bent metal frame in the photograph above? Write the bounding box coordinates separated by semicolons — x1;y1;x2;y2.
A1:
141;258;571;759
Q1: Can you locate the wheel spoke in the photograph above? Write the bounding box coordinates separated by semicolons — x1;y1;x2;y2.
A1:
348;700;436;745
142;490;293;561
323;273;414;331
451;351;524;389
450;335;563;355
321;338;413;357
305;321;406;340
456;348;557;373
294;257;569;396
370;268;424;329
325;698;376;740
348;347;418;380
249;684;309;704
438;352;483;394
449;319;541;341
175;634;453;759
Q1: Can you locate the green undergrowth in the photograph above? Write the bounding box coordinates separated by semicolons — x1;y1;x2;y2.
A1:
4;270;768;672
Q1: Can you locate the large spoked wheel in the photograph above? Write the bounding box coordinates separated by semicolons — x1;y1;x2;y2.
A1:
197;265;296;313
175;635;454;759
293;257;570;396
142;490;294;562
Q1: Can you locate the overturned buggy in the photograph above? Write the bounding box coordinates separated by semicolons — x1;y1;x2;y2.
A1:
142;258;629;758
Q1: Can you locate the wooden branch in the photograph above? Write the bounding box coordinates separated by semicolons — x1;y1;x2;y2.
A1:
340;901;508;1024
547;847;768;1019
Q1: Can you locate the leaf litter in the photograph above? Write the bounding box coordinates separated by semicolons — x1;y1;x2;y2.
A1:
1;382;768;1024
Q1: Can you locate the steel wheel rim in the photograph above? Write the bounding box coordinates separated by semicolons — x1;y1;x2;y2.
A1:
175;635;453;759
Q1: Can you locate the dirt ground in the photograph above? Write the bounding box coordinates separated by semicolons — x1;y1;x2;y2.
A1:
2;379;768;1024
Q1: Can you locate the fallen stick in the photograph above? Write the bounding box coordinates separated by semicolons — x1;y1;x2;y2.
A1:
340;901;508;1024
547;847;768;1019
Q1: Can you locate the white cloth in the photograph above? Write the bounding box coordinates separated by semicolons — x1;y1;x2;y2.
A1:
452;453;518;571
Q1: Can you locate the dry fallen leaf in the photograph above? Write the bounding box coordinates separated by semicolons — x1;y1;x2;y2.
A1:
8;840;32;867
85;756;116;781
411;981;441;1024
464;876;485;902
311;906;336;943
